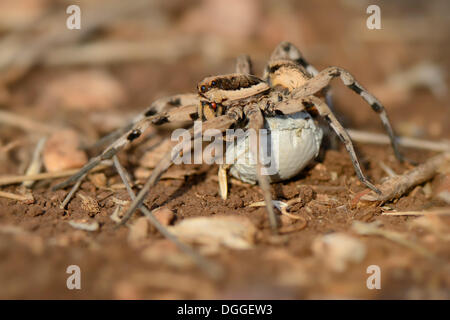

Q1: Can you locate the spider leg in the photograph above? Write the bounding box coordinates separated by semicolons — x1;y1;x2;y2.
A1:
291;66;404;163
264;41;334;109
90;93;199;150
299;96;381;194
235;54;253;74
112;155;223;279
53;102;199;205
217;54;255;200
245;104;278;233
118;113;239;227
265;41;319;77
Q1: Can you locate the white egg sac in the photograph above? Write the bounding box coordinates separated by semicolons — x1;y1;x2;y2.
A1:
226;111;323;184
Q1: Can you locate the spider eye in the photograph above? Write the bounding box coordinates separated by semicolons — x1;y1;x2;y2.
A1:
210;102;217;110
200;85;207;93
211;80;217;86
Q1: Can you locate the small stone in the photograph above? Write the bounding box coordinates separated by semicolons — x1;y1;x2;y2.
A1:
128;217;149;246
68;219;99;232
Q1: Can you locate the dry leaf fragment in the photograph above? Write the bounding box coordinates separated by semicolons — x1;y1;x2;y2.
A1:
43;129;87;172
152;207;175;226
88;173;107;188
128;217;149;246
168;215;257;250
68;219;99;232
312;233;366;272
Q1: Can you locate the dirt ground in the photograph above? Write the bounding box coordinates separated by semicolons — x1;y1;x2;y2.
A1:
0;0;449;299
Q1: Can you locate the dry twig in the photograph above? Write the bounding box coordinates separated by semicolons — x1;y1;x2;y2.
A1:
348;129;450;152
361;153;449;203
112;156;224;280
0;190;34;202
22;137;46;188
0;163;110;186
382;208;450;216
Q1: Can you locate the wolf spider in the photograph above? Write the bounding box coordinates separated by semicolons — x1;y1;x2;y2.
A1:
53;41;403;233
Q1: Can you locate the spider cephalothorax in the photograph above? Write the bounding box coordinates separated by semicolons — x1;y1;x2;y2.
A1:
197;73;270;120
53;41;403;233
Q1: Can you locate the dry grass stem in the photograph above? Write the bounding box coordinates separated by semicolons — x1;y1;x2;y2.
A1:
348;129;450;152
0;163;110;186
22;137;47;188
0;190;34;202
382;208;450;216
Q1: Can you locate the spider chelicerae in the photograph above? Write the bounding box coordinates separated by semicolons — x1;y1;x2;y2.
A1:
53;41;404;233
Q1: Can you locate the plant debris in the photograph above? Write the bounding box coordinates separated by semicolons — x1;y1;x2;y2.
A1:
168;216;257;251
68;220;100;232
359;153;450;204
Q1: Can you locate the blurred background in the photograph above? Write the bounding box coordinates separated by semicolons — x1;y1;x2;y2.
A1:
0;0;448;143
0;0;448;299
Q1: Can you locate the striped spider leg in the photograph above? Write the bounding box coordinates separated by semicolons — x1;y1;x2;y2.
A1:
244;103;279;232
120;71;281;232
269;61;404;194
216;53;279;232
52;93;232;277
276;95;380;192
53;98;200;196
217;54;252;200
118;111;241;227
290;66;404;164
112;155;223;279
89;93;199;150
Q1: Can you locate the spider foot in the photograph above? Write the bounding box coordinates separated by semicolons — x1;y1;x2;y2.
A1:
364;181;382;195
